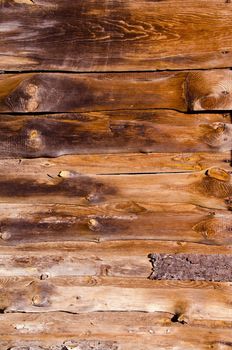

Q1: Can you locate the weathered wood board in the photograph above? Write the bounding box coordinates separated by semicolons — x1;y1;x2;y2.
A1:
0;167;231;210
2;312;232;350
0;276;232;319
0;203;231;246
0;111;231;157
0;0;232;349
1;241;232;278
1;0;232;72
1;152;231;174
1;70;232;112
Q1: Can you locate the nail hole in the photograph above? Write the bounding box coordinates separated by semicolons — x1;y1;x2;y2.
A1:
40;273;50;280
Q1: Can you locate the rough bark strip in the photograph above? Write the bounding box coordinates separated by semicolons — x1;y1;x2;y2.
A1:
149;253;232;281
0;111;230;157
1;70;232;112
1;0;232;72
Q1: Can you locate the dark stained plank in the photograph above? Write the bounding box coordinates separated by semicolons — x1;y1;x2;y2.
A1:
0;203;231;246
0;276;232;320
2;312;232;350
0;167;231;210
0;111;231;157
1;152;231;174
1;0;232;71
1;70;232;112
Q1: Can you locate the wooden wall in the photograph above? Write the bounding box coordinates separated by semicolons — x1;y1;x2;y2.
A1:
0;0;232;349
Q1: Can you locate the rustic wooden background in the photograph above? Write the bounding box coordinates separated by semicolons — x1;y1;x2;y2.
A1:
0;0;232;349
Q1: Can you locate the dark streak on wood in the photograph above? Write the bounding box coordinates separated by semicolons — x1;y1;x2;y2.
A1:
0;204;232;246
1;70;232;112
0;168;231;210
1;0;232;71
0;0;232;347
0;111;231;158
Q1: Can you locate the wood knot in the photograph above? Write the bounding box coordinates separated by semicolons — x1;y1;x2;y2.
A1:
192;216;232;243
205;167;230;182
185;71;232;111
85;193;101;203
196;167;232;200
200;122;232;151
26;129;43;150
25;83;39;112
88;218;102;232
0;231;11;241
32;295;49;307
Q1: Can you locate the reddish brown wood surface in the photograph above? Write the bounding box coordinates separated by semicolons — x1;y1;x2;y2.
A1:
0;203;231;246
0;111;230;157
1;70;232;112
0;1;232;349
1;0;232;72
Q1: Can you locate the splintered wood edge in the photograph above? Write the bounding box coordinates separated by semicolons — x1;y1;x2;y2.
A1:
148;253;232;282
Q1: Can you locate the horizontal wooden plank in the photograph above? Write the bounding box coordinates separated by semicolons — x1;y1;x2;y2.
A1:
1;0;232;71
0;167;231;209
1;240;232;278
0;203;231;246
0;111;231;157
1;70;232;112
1;276;232;321
1;312;232;350
1;152;231;174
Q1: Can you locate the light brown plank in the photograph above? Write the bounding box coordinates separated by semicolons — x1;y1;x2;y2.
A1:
0;203;231;246
1;312;232;350
0;167;231;209
1;152;231;175
1;0;232;71
1;70;232;112
0;276;232;321
1;240;232;278
0;111;231;157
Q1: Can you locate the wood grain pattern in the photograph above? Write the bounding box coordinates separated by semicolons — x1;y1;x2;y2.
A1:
0;203;231;246
0;111;231;157
2;70;232;112
0;167;231;210
1;0;232;347
1;152;231;174
2;312;232;350
0;276;232;321
1;0;232;72
1;240;232;278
